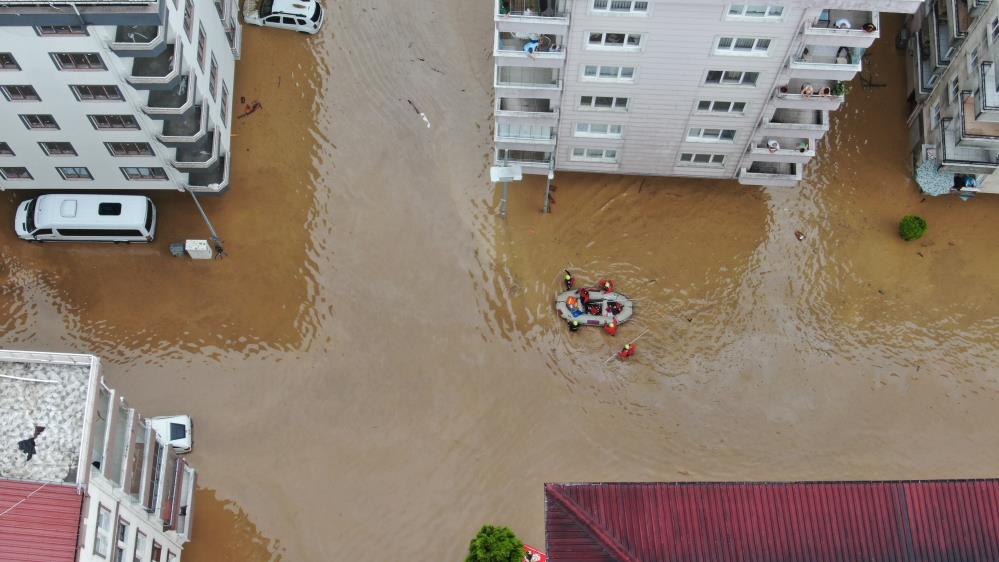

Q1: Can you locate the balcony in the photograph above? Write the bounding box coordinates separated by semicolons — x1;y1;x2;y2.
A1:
495;0;569;33
790;45;863;80
144;74;196;116
939;117;999;173
109;24;163;55
128;42;183;89
958;91;999;147
173;129;220;171
495;32;565;68
951;0;971;37
979;62;999;118
913;30;938;95
496;148;552;174
158;104;209;145
805;9;880;48
225;15;242;60
495;66;562;98
931;1;954;66
765;108;830;138
495;125;556;151
749;137;816;164
495;97;559;123
774;79;844;110
738;162;803;187
187;154;229;192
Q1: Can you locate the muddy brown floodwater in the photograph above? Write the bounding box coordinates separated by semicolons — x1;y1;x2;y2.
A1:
1;4;999;560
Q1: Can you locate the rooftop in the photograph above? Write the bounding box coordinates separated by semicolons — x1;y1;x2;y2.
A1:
545;480;999;562
0;479;82;562
0;351;97;486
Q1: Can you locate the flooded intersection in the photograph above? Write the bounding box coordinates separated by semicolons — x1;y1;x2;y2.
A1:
1;5;999;561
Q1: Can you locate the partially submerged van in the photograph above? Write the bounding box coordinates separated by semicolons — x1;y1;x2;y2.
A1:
14;194;156;243
244;0;325;34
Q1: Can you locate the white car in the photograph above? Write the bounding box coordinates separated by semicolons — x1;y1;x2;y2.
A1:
148;415;194;454
244;0;325;34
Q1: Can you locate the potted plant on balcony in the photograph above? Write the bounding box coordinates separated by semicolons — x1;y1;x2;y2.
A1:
832;81;850;96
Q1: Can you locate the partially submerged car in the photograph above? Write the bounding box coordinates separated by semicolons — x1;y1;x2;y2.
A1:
244;0;324;34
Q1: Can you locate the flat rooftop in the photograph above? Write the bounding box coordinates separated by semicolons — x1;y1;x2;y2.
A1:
0;351;97;485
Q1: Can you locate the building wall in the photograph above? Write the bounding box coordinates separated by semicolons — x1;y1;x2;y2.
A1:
0;0;239;193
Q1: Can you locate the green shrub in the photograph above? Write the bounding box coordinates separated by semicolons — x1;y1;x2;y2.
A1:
899;215;927;241
466;525;524;562
832;81;850;96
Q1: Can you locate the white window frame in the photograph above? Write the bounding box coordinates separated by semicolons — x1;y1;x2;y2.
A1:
931;102;942;128
678;152;726;167
714;36;772;56
579;95;629;111
591;0;649;15
704;70;759;86
112;518;130;562
696;100;747;114
574;122;624;138
991;17;999;44
94;504;112;558
726;4;784;20
57;166;93;180
586;32;643;50
581;64;636;82
571;147;619;163
968;47;980;75
950;76;960;104
133;530;147;562
687;127;737;143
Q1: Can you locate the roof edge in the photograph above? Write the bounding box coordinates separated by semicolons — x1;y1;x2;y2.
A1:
544;483;640;562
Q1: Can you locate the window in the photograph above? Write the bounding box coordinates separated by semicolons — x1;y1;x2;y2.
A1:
166;553;176;562
571;147;619;163
587;32;642;48
71;85;124;101
687;128;737;142
105;142;154;156
0;53;18;70
20;114;59;129
696;100;747;114
715;36;771;55
112;519;130;562
40;142;77;156
52;52;105;70
575;122;624;138
592;0;648;13
580;95;629;110
679;152;726;166
183;0;195;40
991;17;999;43
220;82;229;121
121;167;168;180
197;26;207;69
133;531;147;562
582;65;636;81
1;85;39;101
214;0;225;17
497;122;552;140
727;4;783;19
705;70;759;86
57;166;92;180
931;102;942;128
0;143;12;156
58;228;144;237
209;56;219;98
0;167;31;180
99;203;123;215
36;25;87;35
950;76;960;103
90;115;139;130
968;47;980;75
94;504;112;557
151;541;163;562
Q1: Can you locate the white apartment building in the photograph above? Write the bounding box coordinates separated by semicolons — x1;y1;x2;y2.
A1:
494;0;922;189
0;349;197;562
0;0;240;193
904;0;999;195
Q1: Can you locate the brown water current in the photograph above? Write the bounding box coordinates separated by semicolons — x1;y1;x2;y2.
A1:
1;5;998;560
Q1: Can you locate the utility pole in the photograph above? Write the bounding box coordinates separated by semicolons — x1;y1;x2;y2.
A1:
184;187;226;257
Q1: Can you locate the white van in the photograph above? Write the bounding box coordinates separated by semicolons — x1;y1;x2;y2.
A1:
244;0;325;34
14;194;156;243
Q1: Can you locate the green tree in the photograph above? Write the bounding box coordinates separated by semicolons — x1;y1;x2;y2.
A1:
899;215;927;241
465;525;524;562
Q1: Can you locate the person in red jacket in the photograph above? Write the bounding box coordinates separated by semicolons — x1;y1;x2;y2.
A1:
618;343;636;359
599;279;615;293
579;287;590;305
563;270;575;290
604;317;617;336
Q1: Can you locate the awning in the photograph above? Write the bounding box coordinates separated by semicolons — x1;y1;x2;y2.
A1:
915;157;955;196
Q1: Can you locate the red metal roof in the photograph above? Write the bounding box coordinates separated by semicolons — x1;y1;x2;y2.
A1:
545;480;999;562
0;479;82;562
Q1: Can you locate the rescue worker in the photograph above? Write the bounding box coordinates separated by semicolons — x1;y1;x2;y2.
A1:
564;270;575;290
568;319;580;332
600;279;615;293
604;317;617;336
618;343;636;359
580;287;590;305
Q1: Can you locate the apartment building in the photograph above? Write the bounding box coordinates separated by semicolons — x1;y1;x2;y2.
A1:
493;0;922;188
904;0;999;195
0;0;240;193
0;350;197;562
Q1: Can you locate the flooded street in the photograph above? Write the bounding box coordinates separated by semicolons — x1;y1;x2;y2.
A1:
2;3;999;560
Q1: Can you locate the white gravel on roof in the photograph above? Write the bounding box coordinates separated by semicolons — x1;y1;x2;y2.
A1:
0;361;90;483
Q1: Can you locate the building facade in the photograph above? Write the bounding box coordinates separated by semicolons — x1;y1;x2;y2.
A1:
0;0;240;193
904;0;999;195
494;0;922;188
0;350;197;562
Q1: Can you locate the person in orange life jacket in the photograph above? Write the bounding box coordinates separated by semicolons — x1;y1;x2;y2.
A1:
599;279;614;293
568;319;580;332
579;287;590;305
564;270;575;290
604;317;618;336
618;343;636;359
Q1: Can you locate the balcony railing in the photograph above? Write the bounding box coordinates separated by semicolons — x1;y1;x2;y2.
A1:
109;24;162;52
144;74;196;116
738;162;802;186
980;62;999;111
914;31;938;93
128;41;183;87
496;66;562;89
933;3;954;65
496;0;568;19
496;97;558;119
496;33;565;60
805;10;880;47
958;90;999;143
939;117;999;170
